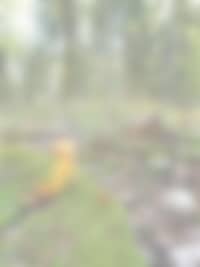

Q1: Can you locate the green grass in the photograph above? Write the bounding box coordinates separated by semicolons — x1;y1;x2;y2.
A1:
0;144;147;267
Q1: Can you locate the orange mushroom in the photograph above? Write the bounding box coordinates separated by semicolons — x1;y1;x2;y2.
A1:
26;138;77;208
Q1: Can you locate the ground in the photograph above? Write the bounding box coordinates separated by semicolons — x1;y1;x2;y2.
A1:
1;96;200;267
0;144;147;267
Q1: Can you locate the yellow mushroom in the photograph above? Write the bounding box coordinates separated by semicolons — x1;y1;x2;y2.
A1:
27;138;77;207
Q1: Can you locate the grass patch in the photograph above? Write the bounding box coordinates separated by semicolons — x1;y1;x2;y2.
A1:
0;144;147;267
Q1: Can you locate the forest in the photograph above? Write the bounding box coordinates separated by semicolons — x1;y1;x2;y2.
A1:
1;1;200;267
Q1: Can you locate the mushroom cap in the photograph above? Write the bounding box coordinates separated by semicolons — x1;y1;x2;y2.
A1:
52;138;77;158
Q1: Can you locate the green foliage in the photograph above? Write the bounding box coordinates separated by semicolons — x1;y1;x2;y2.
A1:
0;0;200;102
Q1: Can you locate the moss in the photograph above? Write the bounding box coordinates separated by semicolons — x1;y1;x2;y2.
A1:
0;145;147;267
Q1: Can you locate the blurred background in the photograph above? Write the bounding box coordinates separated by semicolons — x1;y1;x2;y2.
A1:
1;0;200;266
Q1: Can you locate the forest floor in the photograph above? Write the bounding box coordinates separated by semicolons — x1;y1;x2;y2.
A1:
1;96;200;267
